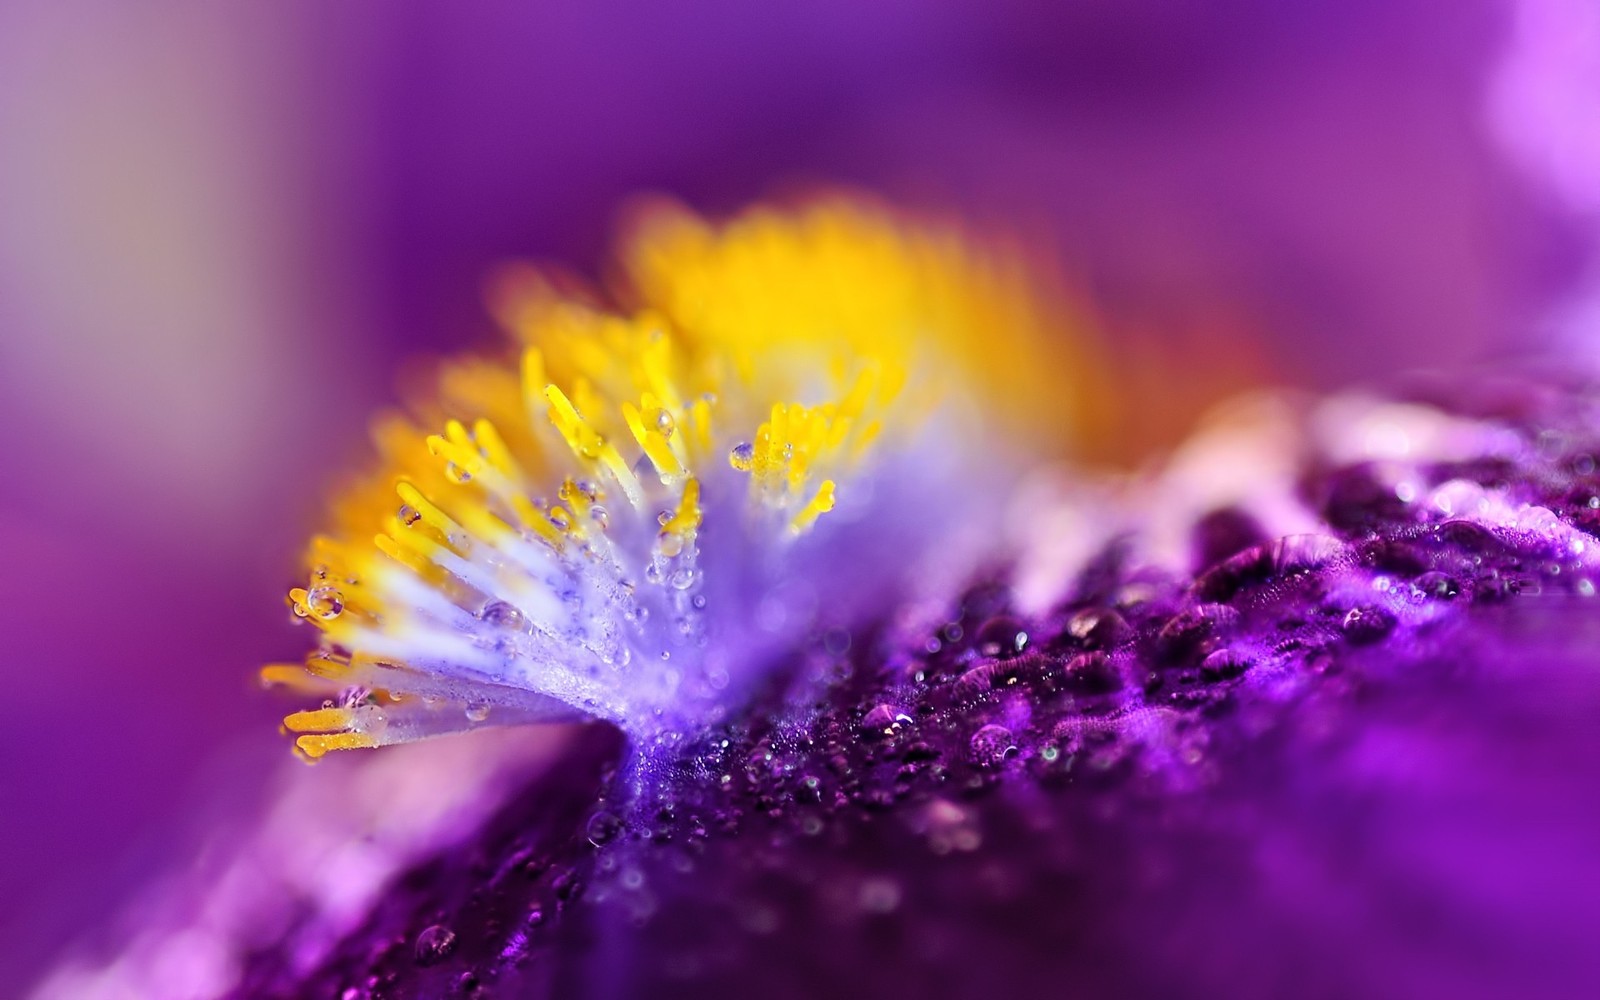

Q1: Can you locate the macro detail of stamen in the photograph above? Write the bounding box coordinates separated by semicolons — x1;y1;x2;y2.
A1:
266;197;1096;757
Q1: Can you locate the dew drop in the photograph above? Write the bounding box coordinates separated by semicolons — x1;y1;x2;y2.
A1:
976;616;1028;658
1341;604;1396;644
465;702;491;723
414;924;457;966
479;600;526;630
729;442;755;471
862;704;896;730
969;724;1016;766
306;586;344;621
398;504;422;526
586;810;623;847
1414;571;1460;600
657;531;685;559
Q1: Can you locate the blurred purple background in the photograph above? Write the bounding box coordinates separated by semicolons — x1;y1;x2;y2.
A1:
1;0;1595;991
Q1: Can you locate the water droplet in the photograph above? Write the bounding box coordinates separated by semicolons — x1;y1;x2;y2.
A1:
589;504;609;529
1061;651;1121;693
586;810;623;847
465;702;491;723
306;586;344;621
445;462;472;483
1414;571;1460;600
650;407;675;435
659;531;687;559
975;616;1028;658
862;704;897;730
1066;608;1128;649
1341;604;1396;644
969;724;1016;766
729;442;755;471
398;504;422;526
414;924;457;966
479;600;525;630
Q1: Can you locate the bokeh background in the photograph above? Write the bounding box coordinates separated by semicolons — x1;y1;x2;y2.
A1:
2;0;1596;991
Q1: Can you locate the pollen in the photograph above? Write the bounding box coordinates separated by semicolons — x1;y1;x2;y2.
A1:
266;196;1102;756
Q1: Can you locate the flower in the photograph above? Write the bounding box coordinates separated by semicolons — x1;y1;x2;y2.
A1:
239;368;1600;999
37;195;1600;998
267;197;1106;757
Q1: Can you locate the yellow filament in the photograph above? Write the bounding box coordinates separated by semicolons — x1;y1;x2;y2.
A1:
296;732;378;759
283;707;354;733
661;477;703;537
622;397;685;480
789;480;836;535
394;482;467;550
544;384;644;505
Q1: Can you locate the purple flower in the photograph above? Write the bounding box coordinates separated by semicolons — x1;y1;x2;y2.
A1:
11;3;1600;997
35;195;1600;995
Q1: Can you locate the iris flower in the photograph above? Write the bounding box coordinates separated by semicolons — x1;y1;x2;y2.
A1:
35;198;1600;1000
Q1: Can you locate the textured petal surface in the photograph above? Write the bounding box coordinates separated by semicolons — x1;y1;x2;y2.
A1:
45;371;1600;999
